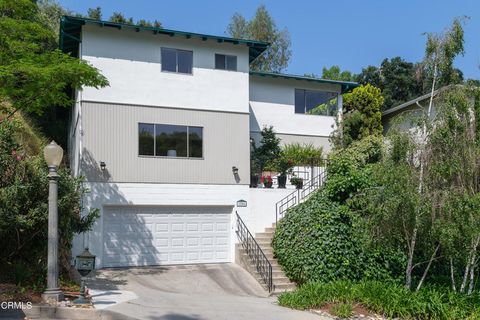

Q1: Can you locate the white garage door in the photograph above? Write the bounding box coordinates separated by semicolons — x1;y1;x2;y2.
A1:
102;206;232;267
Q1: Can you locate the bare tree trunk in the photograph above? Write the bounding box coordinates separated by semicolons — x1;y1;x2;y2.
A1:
405;227;418;289
461;237;480;293
450;257;457;292
460;254;471;293
468;257;476;295
427;63;437;117
416;244;440;291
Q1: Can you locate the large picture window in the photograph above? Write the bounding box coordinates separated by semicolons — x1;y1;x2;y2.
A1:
138;123;203;158
161;48;193;74
294;89;338;116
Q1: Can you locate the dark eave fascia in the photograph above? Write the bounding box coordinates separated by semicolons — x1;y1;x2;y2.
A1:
249;71;359;94
59;15;269;62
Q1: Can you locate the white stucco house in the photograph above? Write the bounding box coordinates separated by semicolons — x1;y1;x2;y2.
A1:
61;16;358;270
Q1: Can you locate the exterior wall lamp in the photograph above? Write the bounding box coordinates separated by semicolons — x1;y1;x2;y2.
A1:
100;161;106;171
232;166;239;175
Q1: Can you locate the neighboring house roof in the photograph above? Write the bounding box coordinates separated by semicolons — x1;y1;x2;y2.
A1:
59;16;270;62
382;90;440;117
250;71;359;94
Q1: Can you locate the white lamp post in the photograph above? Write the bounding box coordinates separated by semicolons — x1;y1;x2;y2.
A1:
42;141;64;303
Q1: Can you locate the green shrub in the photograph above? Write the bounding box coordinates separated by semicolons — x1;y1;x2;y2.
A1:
282;143;323;165
272;191;404;284
325;136;383;203
0;121;98;285
278;280;480;319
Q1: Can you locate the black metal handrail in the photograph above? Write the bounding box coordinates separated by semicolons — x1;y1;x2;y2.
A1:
236;212;273;292
275;167;328;223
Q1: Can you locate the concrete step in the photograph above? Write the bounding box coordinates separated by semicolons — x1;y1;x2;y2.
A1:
271;288;296;296
255;231;274;236
273;283;297;291
264;227;276;233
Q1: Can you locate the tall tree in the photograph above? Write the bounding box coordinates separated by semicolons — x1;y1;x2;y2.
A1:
109;12;133;24
321;65;354;81
227;5;291;72
87;6;102;20
356;58;424;110
0;0;108;119
36;0;71;37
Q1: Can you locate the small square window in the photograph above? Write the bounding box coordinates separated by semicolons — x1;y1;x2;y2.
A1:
215;54;237;71
161;48;193;74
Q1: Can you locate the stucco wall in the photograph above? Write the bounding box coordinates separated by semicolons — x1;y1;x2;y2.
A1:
80;25;250;113
80;101;250;185
249;76;340;153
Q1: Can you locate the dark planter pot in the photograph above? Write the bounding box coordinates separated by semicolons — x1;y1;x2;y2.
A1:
295;180;303;189
250;175;259;188
264;181;273;188
277;175;287;188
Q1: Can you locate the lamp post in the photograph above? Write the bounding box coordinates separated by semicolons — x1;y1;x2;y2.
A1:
42;141;64;303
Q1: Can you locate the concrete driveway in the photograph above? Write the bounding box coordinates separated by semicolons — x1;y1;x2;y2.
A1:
88;263;328;320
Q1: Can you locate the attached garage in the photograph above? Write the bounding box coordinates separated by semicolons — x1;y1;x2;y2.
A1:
102;206;232;268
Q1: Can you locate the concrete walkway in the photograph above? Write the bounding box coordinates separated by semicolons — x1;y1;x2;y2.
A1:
88;263;330;320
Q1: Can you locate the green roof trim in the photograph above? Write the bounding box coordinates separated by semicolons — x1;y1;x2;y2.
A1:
250;71;359;93
59;16;269;62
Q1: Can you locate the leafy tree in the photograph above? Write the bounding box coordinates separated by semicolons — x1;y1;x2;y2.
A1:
87;7;162;28
87;6;102;20
227;5;291;72
0;0;108;119
356;57;424;110
321;65;354;81
251;126;281;172
331;84;384;148
37;0;71;37
109;11;133;24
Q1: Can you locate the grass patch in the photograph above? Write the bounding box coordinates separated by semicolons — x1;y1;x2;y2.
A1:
278;280;480;319
330;302;354;319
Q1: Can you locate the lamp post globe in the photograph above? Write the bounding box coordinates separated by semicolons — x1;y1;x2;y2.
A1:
42;141;64;303
44;141;63;168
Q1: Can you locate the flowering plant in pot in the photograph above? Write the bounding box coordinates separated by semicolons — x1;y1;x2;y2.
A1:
262;175;273;188
275;155;293;188
290;176;303;189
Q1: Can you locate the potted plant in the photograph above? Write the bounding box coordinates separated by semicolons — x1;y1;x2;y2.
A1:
290;176;303;189
250;159;260;188
262;175;273;188
275;155;293;188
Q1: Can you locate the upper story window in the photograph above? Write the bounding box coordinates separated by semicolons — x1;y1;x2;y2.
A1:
139;123;203;158
215;54;237;71
161;48;193;74
294;89;339;116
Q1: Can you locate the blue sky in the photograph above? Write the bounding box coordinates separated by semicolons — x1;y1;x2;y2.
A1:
58;0;480;80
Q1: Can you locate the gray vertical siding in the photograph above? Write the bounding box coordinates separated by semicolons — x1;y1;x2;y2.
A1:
80;101;250;185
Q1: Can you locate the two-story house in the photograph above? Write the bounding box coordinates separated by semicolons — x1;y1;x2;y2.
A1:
60;16;357;269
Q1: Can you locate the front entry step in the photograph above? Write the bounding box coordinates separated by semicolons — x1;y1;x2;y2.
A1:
235;223;296;296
